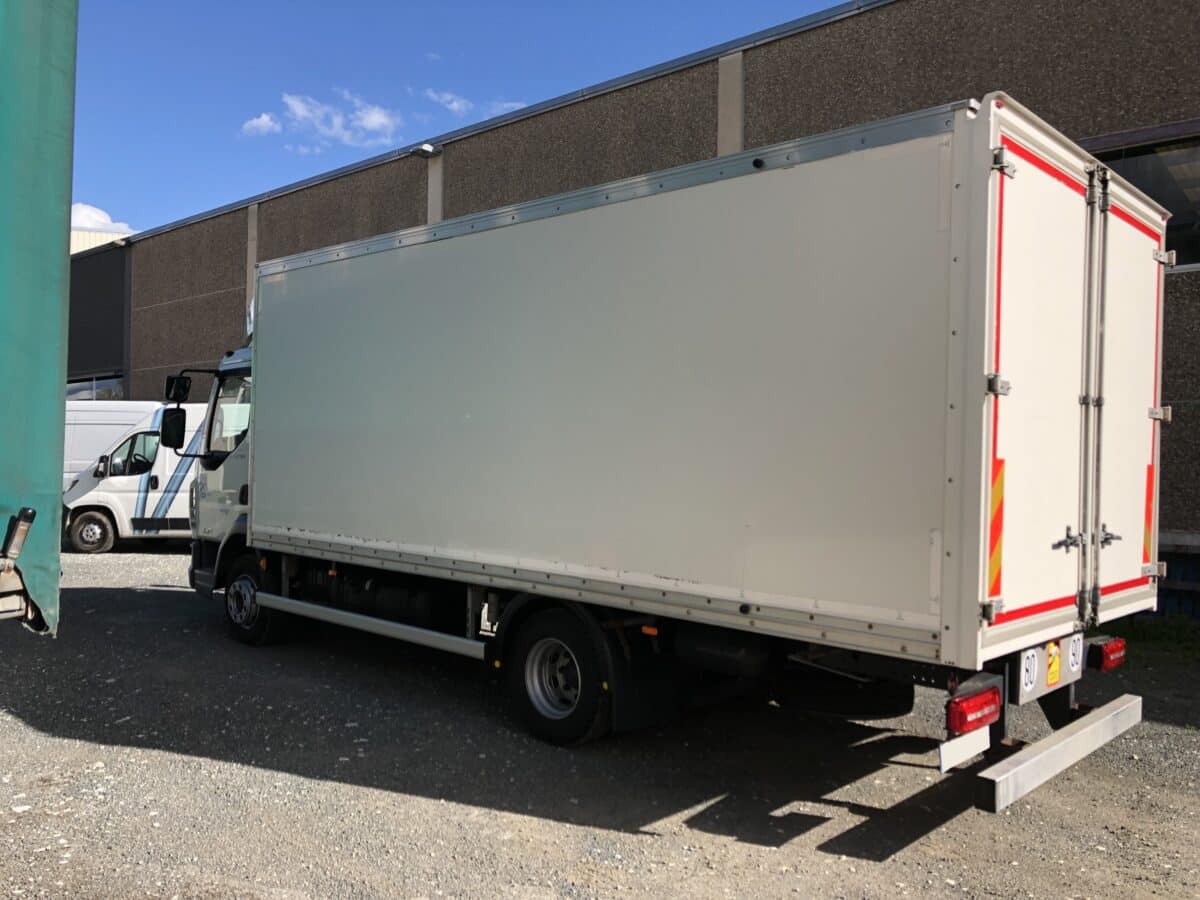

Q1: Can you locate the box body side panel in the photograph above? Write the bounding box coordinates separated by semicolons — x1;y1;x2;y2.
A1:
251;134;954;639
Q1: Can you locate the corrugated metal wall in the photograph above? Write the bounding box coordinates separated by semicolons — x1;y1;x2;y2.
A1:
69;229;128;253
67;244;126;380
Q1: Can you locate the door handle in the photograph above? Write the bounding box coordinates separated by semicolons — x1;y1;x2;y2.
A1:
150;475;159;490
1100;524;1122;548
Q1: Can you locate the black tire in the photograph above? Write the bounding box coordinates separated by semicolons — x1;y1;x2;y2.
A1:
224;554;281;646
506;607;611;745
68;510;115;554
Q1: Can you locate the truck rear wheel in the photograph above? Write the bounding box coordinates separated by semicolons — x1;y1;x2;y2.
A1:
224;554;281;646
506;608;611;745
68;510;114;554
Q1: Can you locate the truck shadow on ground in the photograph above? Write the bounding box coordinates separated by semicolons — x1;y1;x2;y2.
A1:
0;584;1166;860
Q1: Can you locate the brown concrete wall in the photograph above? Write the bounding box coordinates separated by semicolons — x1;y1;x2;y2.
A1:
1160;271;1200;535
744;0;1200;150
443;62;718;219
128;208;248;400
257;157;427;262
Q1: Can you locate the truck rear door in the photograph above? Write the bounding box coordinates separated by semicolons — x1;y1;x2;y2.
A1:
1092;179;1166;622
983;118;1092;633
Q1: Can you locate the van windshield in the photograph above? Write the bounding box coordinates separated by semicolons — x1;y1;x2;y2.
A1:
208;373;252;455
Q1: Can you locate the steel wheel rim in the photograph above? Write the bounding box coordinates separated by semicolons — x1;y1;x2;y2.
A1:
226;575;259;627
79;522;104;545
525;636;582;720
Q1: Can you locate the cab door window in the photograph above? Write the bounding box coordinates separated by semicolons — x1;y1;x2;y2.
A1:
107;432;160;477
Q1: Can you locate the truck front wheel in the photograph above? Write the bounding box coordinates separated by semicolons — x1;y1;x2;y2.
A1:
224;554;281;646
506;608;611;745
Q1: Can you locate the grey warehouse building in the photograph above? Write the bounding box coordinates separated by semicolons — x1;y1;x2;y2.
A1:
69;0;1200;551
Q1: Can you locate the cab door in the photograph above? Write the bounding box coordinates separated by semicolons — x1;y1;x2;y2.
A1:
104;429;164;535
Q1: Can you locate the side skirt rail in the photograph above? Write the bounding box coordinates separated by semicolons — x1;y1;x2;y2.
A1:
255;591;486;660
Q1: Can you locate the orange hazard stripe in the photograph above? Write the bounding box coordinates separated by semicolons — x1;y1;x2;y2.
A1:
1144;463;1154;564
988;458;1005;597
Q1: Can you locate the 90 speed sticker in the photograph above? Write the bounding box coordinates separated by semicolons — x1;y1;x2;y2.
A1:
1067;633;1084;674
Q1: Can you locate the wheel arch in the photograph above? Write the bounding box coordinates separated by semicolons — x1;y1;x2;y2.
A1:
493;593;652;734
66;498;126;537
66;504;119;536
212;514;251;591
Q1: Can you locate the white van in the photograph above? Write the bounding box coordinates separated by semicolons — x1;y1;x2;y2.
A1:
63;404;206;553
63;401;161;490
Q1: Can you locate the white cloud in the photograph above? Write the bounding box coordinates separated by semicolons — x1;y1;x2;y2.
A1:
284;143;324;156
489;100;527;116
241;112;281;136
425;51;441;62
336;88;402;139
71;202;133;234
425;88;473;116
251;90;404;151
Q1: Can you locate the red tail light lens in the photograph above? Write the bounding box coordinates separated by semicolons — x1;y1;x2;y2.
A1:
1088;636;1126;672
947;686;1001;736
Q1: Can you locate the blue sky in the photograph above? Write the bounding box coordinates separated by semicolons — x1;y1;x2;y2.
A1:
71;0;831;234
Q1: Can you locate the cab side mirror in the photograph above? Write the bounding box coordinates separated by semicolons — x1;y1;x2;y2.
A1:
92;454;108;478
165;375;192;403
161;407;187;449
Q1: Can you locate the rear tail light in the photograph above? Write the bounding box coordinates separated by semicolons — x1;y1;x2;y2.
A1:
947;686;1001;736
1088;636;1126;672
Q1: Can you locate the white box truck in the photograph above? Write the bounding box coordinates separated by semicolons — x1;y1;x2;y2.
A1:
161;94;1170;811
62;404;206;552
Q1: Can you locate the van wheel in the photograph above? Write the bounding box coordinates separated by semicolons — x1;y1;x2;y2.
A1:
224;554;280;646
506;608;611;745
68;511;114;554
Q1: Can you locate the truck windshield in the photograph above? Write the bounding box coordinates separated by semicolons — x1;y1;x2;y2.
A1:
208;373;252;455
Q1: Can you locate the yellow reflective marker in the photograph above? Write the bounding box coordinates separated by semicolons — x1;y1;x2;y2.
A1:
1046;642;1060;686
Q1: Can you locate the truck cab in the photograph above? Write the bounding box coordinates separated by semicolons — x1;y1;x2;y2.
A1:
180;347;252;593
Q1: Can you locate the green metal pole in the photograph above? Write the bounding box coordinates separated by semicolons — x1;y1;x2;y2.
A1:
0;0;80;634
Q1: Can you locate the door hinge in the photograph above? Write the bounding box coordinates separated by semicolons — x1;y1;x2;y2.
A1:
991;147;1017;179
1051;526;1083;553
1142;561;1167;579
1152;248;1177;267
986;373;1011;396
1100;524;1122;548
981;596;1004;625
1149;405;1172;423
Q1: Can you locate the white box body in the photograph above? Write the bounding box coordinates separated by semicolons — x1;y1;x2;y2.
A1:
247;93;1167;671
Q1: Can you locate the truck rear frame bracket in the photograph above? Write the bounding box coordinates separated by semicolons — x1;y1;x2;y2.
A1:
1152;248;1176;267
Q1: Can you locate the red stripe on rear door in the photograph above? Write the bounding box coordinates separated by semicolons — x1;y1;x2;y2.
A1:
1001;137;1087;197
992;593;1077;625
1100;576;1150;597
1109;203;1162;242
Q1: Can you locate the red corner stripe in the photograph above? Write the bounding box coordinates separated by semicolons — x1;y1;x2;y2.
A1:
1000;136;1086;197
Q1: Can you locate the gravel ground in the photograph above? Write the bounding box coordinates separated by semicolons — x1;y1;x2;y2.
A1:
0;549;1196;899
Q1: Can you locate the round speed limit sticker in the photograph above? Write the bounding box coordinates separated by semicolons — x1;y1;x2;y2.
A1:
1021;649;1038;693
